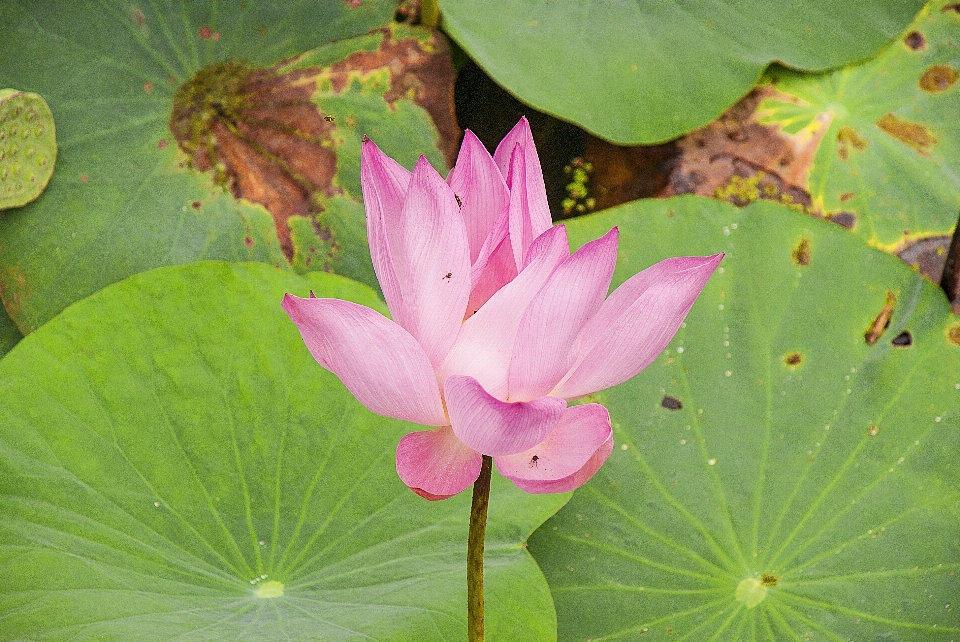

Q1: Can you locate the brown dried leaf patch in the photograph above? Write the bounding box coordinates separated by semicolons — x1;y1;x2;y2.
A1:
169;27;458;261
896;235;951;282
660;88;816;212
582;88;817;213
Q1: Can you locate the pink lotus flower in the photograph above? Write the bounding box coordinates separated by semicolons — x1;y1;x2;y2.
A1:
283;118;722;500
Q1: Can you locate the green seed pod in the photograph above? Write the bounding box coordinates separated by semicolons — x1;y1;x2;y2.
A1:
0;89;57;210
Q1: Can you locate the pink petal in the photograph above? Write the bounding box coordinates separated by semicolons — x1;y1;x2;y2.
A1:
467;208;516;314
493;117;552;242
396;426;482;501
447;130;510;264
360;138;410;319
393;156;472;368
509;228;619;401
282;295;446;426
445;375;566;456
555;253;724;399
495;403;613;494
438;225;569;399
504;144;533;270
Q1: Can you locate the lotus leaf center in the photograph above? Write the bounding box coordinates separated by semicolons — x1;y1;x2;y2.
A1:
256;580;285;598
735;577;769;608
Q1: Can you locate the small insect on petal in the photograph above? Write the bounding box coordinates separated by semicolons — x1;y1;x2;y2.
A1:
454;193;462;208
529;454;539;468
442;272;452;281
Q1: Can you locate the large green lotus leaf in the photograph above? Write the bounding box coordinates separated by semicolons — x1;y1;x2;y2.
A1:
530;196;960;640
0;2;453;334
757;0;960;251
438;0;925;144
0;261;566;640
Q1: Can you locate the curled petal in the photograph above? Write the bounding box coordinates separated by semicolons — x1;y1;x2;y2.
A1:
396;426;482;500
360;138;410;319
282;295;446;426
493;117;552;245
445;375;566;456
448;130;510;264
394;156;472;368
554;253;723;399
495;403;613;494
509;227;619;401
439;225;569;399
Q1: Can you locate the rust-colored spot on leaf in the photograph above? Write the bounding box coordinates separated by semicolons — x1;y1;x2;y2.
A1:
919;64;959;93
836;126;867;160
144;82;153;92
157;139;169;149
244;236;254;248
865;291;895;345
199;26;212;39
760;574;779;587
904;30;926;51
791;237;811;266
830;212;856;229
876;113;937;156
942;3;960;13
191;200;201;210
948;324;960;347
839;191;856;202
661;396;682;410
784;352;802;366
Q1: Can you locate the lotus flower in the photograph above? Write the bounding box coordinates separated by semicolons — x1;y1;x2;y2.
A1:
283;118;722;500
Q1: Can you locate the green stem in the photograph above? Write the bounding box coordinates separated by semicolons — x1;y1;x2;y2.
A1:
467;455;493;642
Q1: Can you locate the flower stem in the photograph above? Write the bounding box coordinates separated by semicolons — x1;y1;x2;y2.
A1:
467;455;493;642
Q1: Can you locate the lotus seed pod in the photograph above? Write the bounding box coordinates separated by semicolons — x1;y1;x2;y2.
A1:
0;89;57;210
